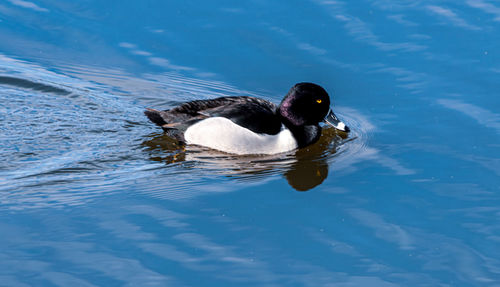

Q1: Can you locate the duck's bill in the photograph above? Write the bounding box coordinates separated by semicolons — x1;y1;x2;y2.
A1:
324;109;350;132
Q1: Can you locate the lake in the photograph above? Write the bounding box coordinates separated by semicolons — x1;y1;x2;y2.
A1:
1;0;499;286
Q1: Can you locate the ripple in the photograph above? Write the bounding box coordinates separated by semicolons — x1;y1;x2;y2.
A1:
0;53;374;209
0;76;71;95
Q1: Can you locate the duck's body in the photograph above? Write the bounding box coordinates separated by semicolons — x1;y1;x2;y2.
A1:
145;83;349;155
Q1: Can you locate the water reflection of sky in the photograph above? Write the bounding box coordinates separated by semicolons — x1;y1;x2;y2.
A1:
1;0;500;286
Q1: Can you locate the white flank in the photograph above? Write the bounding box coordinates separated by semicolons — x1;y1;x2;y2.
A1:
184;117;298;155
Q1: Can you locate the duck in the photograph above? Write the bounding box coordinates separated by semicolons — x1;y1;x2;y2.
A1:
144;82;349;155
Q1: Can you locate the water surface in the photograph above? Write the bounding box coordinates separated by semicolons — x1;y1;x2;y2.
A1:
1;0;499;286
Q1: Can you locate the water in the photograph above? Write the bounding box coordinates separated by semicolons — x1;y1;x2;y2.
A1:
1;0;499;286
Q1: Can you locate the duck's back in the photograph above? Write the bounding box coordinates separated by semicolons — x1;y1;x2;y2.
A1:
145;96;283;136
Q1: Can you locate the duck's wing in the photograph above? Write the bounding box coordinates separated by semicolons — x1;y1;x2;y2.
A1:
145;96;282;135
206;100;282;135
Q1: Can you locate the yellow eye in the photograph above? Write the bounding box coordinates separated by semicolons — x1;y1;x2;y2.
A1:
316;99;322;104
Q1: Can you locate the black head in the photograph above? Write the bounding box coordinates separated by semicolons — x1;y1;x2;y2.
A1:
279;83;331;127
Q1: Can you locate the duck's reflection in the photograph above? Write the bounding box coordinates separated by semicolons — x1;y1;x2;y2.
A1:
142;127;348;191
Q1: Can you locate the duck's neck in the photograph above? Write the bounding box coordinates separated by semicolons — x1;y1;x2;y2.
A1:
282;121;322;148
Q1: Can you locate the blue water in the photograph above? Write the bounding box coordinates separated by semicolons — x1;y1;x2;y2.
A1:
1;0;500;286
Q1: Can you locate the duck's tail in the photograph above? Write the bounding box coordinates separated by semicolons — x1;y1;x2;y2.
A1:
144;108;186;143
144;108;168;127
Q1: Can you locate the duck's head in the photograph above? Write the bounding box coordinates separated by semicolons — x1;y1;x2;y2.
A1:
279;82;350;132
